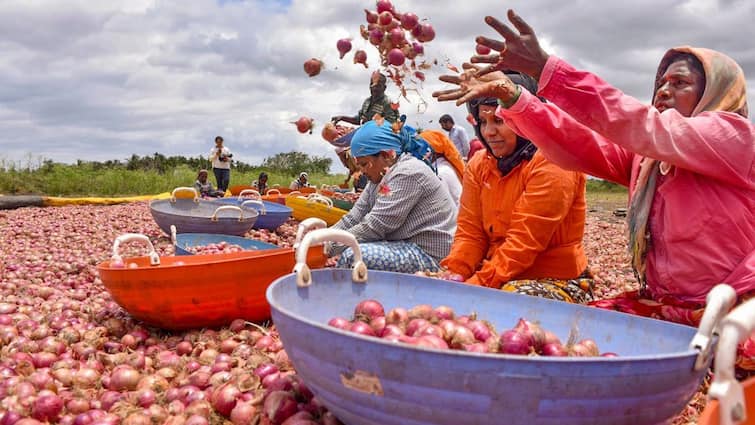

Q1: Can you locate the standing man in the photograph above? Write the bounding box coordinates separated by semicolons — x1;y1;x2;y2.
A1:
209;136;232;194
439;114;470;160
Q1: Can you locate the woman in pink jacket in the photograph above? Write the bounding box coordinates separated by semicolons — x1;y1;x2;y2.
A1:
434;10;754;374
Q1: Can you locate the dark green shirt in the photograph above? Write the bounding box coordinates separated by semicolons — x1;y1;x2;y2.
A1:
357;95;399;124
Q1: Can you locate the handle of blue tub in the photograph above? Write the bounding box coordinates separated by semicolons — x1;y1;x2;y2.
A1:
170;225;177;248
210;205;244;222
171;187;199;203
237;189;261;201
293;218;327;250
111;233;161;267
241;200;266;215
709;298;755;425
689;284;737;371
293;228;367;288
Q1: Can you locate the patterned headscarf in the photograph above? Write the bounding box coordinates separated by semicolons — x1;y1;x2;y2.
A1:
419;130;465;181
628;47;749;290
351;119;436;172
351;120;403;157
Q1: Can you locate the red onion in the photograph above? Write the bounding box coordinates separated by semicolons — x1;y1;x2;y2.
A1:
99;391;123;411
541;343;568;357
349;321;376;337
336;38;352;59
405;318;430;336
31;391;63;422
109;365;140;391
415;335;449;350
176;341;192;356
380;324;404;338
432;305;455;321
327;317;350;330
230;401;256;425
353;50;368;68
400;12;418;30
385;307;408;326
354;299;385;322
185;416;208;425
466;320;493;342
579;339;600;356
450;325;476;349
408;304;433;320
369;316;386;334
499;329;533;355
254;363;279;380
211;383;241;417
303;59;324;78
263;391;298;425
220;338;239;354
375;0;393;14
364;9;378;24
136;389;157;408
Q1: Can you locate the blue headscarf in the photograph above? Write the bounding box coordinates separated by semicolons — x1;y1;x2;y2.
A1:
350;119;436;172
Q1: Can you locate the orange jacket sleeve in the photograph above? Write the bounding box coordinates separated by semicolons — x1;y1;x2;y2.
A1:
440;162;488;279
467;160;580;287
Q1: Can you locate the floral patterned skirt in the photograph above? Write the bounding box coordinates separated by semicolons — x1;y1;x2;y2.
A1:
500;271;594;304
337;241;440;273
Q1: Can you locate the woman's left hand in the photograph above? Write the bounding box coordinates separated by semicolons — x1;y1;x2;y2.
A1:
432;63;519;106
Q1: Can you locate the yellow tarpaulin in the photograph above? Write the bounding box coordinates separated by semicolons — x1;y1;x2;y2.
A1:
43;192;173;207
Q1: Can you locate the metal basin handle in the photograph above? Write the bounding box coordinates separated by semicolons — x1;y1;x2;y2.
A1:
306;193;333;208
267;189;281;195
237;189;261;201
171;187;199;203
689;284;737;371
210;205;244;222
709;298;755;425
293;228;367;287
293;218;327;249
111;233;160;266
241;200;266;215
170;225;177;248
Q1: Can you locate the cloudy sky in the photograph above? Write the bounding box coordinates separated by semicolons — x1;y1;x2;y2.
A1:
1;0;753;173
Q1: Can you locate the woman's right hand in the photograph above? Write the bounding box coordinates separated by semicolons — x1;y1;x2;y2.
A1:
471;9;550;80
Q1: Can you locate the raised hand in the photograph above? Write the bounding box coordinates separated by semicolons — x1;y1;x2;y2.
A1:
432;63;519;106
471;10;550;79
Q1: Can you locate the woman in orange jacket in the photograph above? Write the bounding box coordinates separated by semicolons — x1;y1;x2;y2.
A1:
439;71;592;303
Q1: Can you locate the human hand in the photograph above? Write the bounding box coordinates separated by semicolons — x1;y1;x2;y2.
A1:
470;10;550;80
432;63;520;106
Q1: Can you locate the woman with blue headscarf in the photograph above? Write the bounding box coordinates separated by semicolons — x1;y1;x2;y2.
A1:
326;120;457;273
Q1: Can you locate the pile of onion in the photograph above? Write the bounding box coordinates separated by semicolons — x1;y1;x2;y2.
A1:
341;0;435;86
329;300;617;357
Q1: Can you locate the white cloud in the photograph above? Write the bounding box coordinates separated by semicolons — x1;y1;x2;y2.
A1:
0;0;753;174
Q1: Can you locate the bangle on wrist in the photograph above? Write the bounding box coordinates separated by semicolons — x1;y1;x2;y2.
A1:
497;84;522;109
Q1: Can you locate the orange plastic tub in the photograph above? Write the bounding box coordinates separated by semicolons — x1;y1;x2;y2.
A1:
97;234;326;330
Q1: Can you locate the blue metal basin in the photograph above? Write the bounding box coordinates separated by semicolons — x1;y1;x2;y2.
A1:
215;198;292;230
267;269;709;425
174;233;279;255
149;198;258;236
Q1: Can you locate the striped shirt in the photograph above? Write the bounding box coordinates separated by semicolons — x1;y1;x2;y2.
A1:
330;154;456;261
